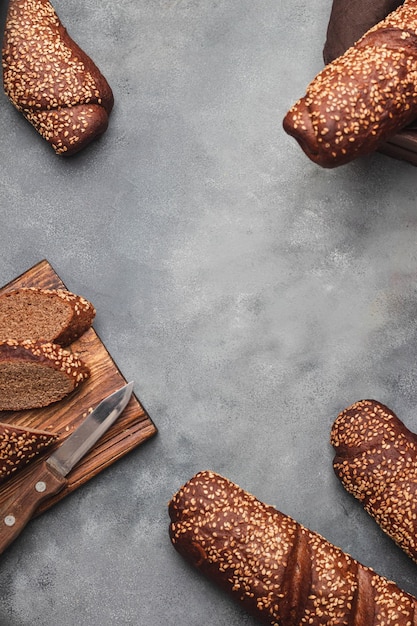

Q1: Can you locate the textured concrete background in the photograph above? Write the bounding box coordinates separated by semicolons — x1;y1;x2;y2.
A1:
1;0;417;624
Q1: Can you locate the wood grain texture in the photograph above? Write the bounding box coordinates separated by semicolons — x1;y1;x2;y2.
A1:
0;259;157;516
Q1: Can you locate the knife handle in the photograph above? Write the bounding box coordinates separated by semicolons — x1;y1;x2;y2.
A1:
0;461;67;555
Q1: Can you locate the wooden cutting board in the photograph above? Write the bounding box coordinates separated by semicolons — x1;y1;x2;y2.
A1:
0;260;157;516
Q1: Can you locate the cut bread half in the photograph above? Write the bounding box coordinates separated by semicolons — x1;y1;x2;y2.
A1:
0;340;90;410
0;287;95;346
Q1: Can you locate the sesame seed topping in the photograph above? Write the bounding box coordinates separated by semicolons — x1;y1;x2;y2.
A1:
331;399;417;562
2;0;113;155
0;421;57;483
169;470;417;622
283;2;417;167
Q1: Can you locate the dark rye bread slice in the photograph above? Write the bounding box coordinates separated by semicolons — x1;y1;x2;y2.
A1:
331;399;417;563
169;470;417;624
0;422;57;484
0;340;90;410
0;287;96;346
2;0;114;156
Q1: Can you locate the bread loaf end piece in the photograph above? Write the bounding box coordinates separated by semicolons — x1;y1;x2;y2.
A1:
2;0;114;156
331;399;417;562
0;287;96;346
0;422;57;484
169;470;417;624
283;0;417;167
0;340;90;410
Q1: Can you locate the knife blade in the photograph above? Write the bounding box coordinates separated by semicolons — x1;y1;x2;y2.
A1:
0;381;134;554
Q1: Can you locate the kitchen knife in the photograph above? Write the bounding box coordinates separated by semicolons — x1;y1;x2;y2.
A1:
0;381;134;554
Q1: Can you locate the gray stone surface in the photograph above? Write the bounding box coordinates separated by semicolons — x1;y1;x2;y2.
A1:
1;0;417;624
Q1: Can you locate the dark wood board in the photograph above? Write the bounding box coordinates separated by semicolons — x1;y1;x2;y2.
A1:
0;260;157;516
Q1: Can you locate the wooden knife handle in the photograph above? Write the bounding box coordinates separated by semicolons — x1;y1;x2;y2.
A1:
0;461;67;555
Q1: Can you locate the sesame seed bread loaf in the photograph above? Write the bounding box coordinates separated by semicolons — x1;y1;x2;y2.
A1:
331;399;417;563
0;340;90;411
2;0;114;156
323;0;417;167
283;0;417;167
169;470;417;625
0;422;57;484
0;287;96;347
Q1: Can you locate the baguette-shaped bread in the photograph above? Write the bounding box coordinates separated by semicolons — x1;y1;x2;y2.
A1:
2;0;114;156
0;422;57;484
283;0;417;167
331;399;417;562
0;287;96;346
322;0;417;167
0;340;90;410
169;470;417;625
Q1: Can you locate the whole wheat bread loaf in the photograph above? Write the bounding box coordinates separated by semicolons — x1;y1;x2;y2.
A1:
331;399;417;563
0;422;57;484
169;470;417;625
323;0;417;167
0;287;96;346
283;0;417;167
2;0;114;155
0;340;90;410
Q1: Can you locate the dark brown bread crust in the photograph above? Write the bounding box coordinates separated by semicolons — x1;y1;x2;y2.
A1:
0;287;96;346
331;399;417;563
283;0;417;167
169;470;417;625
322;0;417;167
2;0;114;156
0;340;90;410
323;0;403;65
0;422;57;484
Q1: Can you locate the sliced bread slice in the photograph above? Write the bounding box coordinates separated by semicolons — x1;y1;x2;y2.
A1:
0;340;90;410
0;287;96;346
0;422;57;484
